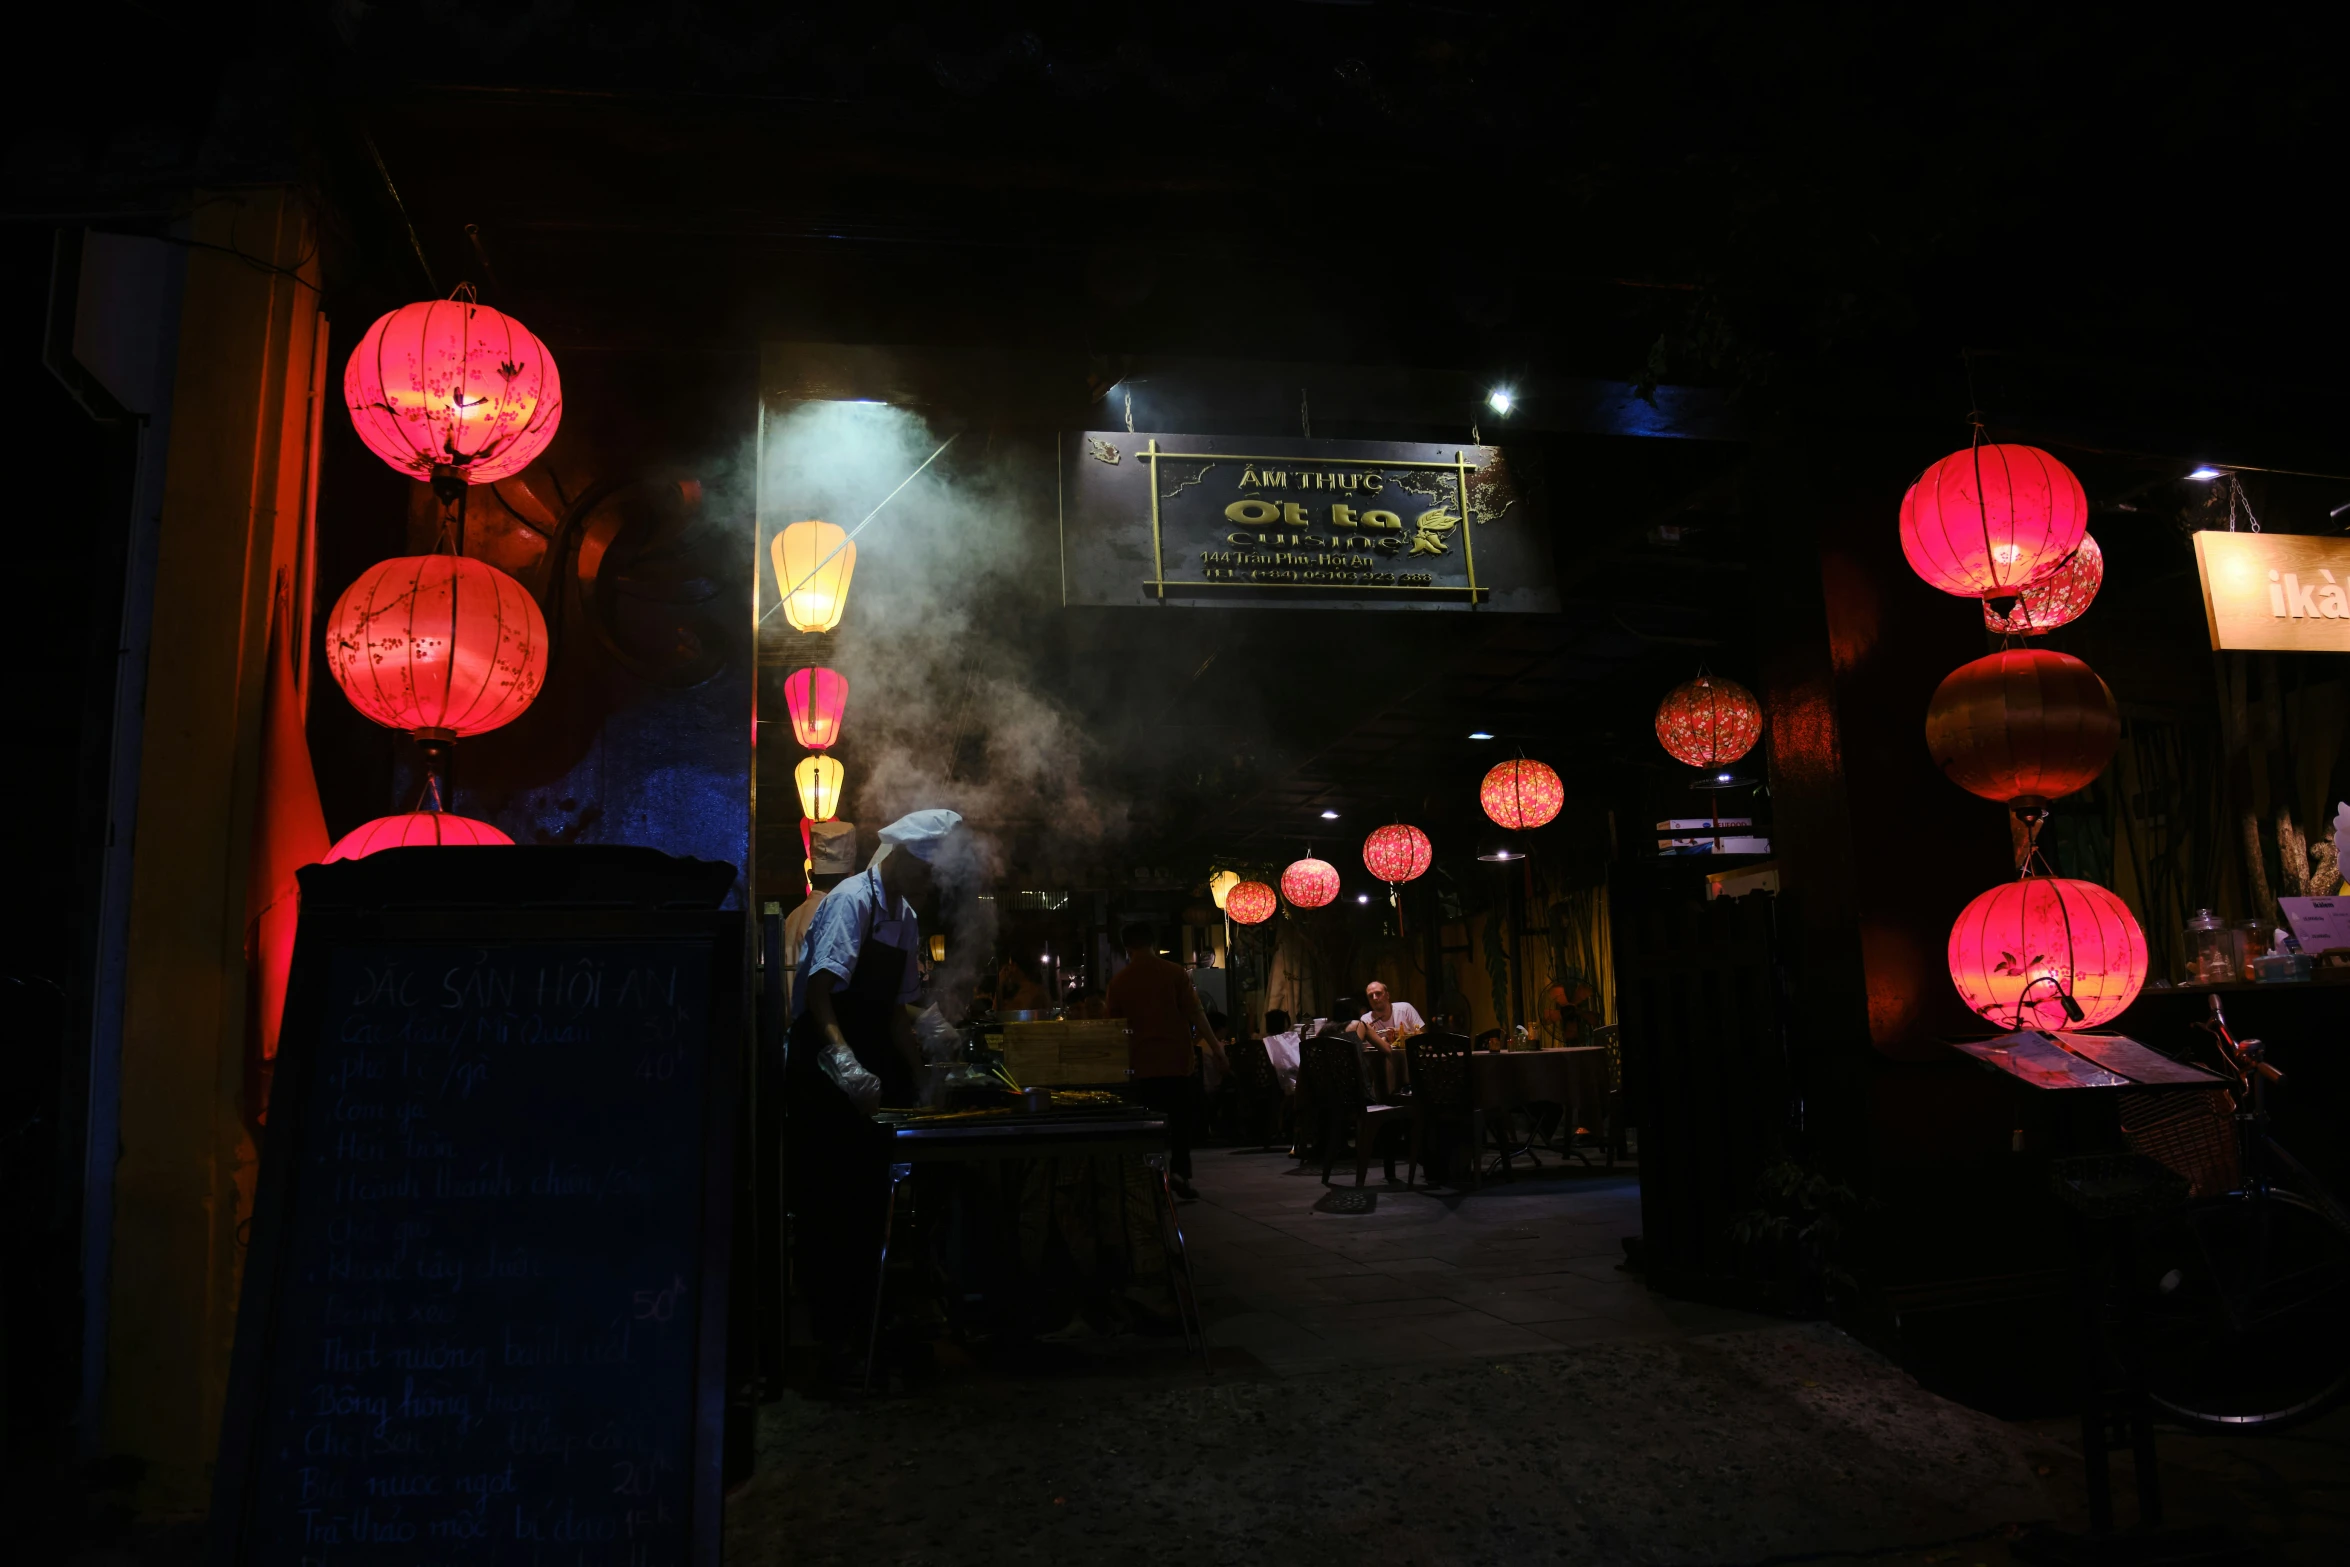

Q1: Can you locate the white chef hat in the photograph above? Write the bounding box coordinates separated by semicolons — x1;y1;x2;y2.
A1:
877;808;965;863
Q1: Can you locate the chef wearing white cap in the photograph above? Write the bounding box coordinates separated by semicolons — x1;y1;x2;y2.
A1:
785;807;964;1361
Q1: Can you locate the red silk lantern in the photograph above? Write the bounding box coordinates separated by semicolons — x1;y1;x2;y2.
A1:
345;294;562;486
1899;443;2088;599
1925;649;2119;809
323;811;513;861
784;666;849;750
1655;674;1763;769
1280;857;1341;909
1985;534;2103;636
325;555;548;737
1362;823;1433;886
1226;880;1278;926
1948;875;2147;1031
1480;759;1563;830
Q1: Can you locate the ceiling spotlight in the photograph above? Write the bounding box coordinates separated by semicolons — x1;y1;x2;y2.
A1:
1468;730;1495;741
1320;808;1340;820
1487;387;1514;415
2186;466;2225;482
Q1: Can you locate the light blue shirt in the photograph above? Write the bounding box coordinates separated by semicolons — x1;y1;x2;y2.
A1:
792;864;922;1019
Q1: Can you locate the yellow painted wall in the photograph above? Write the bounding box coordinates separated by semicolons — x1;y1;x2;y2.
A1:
106;188;324;1512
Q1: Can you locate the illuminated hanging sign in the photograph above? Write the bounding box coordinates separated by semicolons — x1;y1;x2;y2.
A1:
2193;531;2350;651
1057;431;1558;612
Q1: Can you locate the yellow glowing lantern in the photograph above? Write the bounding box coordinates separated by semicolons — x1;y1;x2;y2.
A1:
928;934;947;963
795;755;846;821
770;519;857;633
1209;869;1241;910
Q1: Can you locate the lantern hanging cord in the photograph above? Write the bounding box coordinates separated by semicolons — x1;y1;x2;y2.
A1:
760;431;961;624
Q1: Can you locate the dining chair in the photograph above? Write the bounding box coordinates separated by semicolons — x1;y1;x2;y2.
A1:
1405;1031;1481;1189
1299;1037;1420;1188
1225;1037;1287;1151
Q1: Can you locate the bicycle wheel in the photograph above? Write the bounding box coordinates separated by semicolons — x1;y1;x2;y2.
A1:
2140;1186;2350;1432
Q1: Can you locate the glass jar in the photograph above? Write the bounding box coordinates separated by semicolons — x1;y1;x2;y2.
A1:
2227;919;2269;984
2185;909;2229;985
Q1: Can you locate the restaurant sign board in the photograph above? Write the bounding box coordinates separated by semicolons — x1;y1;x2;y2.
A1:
2193;530;2350;651
1057;431;1558;613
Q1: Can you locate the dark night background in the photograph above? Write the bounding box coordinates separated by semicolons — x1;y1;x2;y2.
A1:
6;2;2350;1553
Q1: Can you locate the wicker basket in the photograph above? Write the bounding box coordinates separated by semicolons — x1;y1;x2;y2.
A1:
2117;1087;2240;1199
1000;1020;1133;1085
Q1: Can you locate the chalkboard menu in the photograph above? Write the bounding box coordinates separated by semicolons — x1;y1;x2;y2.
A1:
211;847;742;1567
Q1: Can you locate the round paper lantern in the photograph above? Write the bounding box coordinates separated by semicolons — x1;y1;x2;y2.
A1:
1985;534;2103;636
325;555;548;737
1925;649;2119;809
795;755;846;821
771;520;857;633
1479;759;1564;831
1899;444;2089;599
1225;880;1277;926
1948;876;2147;1031
1280;857;1341;909
784;666;849;750
1655;674;1763;769
1208;870;1242;910
1362;824;1433;886
324;810;512;862
345;295;561;486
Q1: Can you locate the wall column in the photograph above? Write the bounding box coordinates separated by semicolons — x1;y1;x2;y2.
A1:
104;187;324;1512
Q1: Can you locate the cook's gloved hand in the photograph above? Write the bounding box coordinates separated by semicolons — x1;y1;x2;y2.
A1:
819;1036;882;1113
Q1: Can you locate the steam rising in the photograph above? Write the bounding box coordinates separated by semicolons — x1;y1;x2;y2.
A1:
760;401;1127;1004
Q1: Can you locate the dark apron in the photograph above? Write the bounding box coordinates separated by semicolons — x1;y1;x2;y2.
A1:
784;930;917;1341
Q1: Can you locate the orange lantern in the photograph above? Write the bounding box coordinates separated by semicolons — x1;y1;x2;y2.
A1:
325;555;547;738
784;666;849;750
1984;534;2103;636
1280;857;1341;909
1479;759;1563;830
1899;443;2088;599
344;292;562;488
1362;823;1432;886
1948;875;2147;1031
795;755;846;821
1925;649;2119;809
1654;673;1763;769
324;811;513;861
1225;880;1278;925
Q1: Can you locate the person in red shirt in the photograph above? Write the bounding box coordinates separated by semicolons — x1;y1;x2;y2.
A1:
1105;922;1225;1198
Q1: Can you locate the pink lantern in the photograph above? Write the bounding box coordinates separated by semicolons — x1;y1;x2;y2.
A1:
1280;857;1341;909
1480;759;1563;831
1362;823;1433;886
1899;443;2089;599
1226;880;1278;926
1655;674;1763;769
784;666;849;749
1947;875;2148;1032
1984;534;2104;635
344;293;562;487
324;555;547;738
324;811;513;861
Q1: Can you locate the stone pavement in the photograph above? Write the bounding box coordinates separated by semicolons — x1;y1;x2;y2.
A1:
725;1152;2058;1565
1181;1146;1770;1373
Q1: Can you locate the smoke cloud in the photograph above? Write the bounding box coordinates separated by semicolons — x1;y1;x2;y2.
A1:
759;400;1127;1004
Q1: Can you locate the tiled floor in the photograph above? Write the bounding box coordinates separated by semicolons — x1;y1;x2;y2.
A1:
1180;1144;1782;1374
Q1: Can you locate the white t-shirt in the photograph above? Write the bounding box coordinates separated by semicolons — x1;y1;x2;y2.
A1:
1357;1001;1425;1046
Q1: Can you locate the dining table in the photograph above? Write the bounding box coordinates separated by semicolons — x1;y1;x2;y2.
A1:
1470;1046;1614;1173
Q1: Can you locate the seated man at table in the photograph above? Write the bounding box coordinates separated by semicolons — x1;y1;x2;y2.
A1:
1349;980;1425;1048
1260;1009;1301;1093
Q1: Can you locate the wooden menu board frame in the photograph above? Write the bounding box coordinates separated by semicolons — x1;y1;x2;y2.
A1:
209;846;742;1567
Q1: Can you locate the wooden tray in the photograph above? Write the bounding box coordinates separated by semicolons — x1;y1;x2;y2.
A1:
1001;1019;1132;1084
